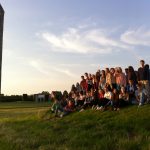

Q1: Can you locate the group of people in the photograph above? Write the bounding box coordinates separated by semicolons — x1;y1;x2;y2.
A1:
51;60;150;117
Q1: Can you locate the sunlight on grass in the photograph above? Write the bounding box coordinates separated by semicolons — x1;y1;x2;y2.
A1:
0;102;149;150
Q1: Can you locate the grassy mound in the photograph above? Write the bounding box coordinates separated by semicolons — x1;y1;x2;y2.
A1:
0;102;149;150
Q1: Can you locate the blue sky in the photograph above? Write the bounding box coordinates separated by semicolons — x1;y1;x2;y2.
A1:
1;0;150;95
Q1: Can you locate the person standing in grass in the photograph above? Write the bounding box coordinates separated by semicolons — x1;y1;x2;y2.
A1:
128;66;137;87
144;64;150;103
136;83;146;106
115;67;126;90
138;60;150;104
99;70;106;90
80;75;87;94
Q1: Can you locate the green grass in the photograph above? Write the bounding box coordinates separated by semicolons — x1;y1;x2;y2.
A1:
0;102;149;150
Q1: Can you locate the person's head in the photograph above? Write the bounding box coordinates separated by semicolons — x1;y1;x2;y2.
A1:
97;69;100;73
137;82;143;91
72;84;75;88
51;91;56;98
81;75;84;80
140;60;145;68
110;68;115;74
113;88;117;94
128;66;134;73
79;91;84;96
84;72;88;77
121;86;126;93
118;67;123;73
104;86;109;92
68;100;73;106
125;68;128;74
76;82;80;87
145;64;149;70
92;74;95;79
101;70;105;76
129;80;134;85
115;67;119;73
99;88;104;93
105;68;110;74
89;73;92;78
86;91;90;96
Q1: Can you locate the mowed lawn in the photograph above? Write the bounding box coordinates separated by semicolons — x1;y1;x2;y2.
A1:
0;102;150;150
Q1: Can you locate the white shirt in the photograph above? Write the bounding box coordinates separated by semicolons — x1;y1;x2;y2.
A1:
104;91;112;100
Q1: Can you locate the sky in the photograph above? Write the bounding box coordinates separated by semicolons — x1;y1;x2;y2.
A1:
1;0;150;95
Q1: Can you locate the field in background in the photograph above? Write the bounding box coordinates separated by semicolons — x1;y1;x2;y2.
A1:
0;102;150;150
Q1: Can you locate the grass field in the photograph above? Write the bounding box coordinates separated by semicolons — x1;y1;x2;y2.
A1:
0;102;149;150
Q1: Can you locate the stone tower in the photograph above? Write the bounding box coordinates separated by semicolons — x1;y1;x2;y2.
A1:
0;4;4;94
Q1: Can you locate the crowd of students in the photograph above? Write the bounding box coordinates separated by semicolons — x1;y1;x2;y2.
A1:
51;60;150;117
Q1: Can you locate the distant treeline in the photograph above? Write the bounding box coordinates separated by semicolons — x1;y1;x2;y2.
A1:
0;94;34;102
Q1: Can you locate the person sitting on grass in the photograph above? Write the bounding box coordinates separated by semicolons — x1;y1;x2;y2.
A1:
119;86;129;107
60;100;75;117
76;91;85;108
95;88;105;110
103;86;113;110
51;98;63;117
80;91;94;111
126;80;137;104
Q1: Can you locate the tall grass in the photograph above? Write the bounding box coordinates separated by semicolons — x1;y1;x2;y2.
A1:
0;102;149;150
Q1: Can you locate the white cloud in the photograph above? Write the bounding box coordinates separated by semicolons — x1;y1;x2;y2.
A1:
121;27;150;46
28;59;78;78
41;27;130;54
53;67;78;78
29;60;50;75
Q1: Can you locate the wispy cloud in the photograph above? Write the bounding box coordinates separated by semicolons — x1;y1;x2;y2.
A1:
29;60;50;75
40;27;130;54
28;59;78;78
53;67;78;78
121;27;150;46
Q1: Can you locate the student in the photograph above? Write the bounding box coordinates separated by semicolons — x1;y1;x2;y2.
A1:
96;88;105;110
81;91;94;111
87;73;93;91
136;83;146;106
51;98;63;117
112;88;120;111
80;76;87;93
138;60;150;102
110;68;116;89
77;91;85;107
125;68;129;85
119;86;129;107
105;68;112;87
61;100;75;117
115;67;126;90
96;70;101;85
126;80;136;104
99;70;106;90
128;66;137;86
138;60;146;82
103;86;113;109
76;82;82;93
71;84;77;93
144;64;150;103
